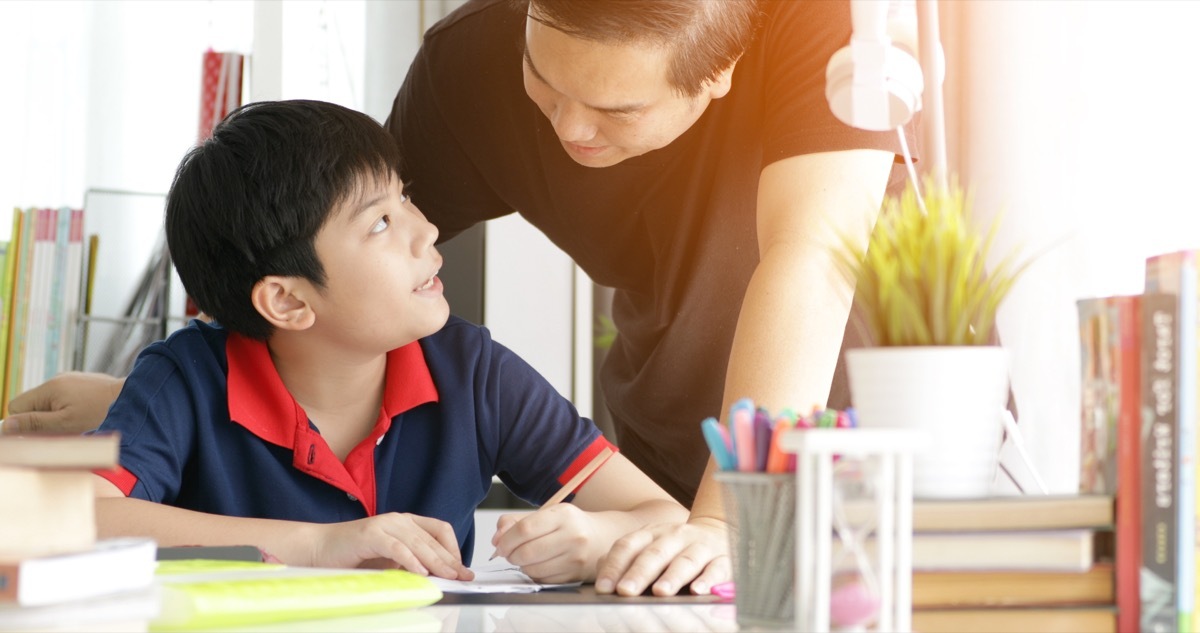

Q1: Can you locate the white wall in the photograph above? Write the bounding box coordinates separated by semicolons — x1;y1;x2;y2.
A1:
948;1;1200;492
0;0;585;407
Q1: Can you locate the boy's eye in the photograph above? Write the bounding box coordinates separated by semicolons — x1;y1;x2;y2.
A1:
370;215;391;234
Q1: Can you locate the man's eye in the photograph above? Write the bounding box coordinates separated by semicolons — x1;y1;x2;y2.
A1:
371;215;391;234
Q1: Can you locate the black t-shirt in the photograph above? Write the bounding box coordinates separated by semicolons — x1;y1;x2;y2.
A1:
388;0;913;505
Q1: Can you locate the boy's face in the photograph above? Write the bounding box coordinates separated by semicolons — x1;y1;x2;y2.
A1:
307;175;448;351
522;11;732;169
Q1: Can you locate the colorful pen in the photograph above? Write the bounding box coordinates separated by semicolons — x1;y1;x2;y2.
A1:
765;413;795;473
732;400;756;472
701;417;737;471
753;407;771;471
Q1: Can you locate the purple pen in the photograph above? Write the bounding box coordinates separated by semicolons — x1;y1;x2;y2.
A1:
753;407;771;471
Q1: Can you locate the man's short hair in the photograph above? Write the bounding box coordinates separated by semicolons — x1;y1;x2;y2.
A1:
165;99;401;340
521;0;761;98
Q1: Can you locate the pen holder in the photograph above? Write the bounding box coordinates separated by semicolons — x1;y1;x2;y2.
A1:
716;471;796;628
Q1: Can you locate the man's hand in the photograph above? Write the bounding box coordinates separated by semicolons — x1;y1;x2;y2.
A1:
3;372;125;435
593;516;730;597
310;513;474;580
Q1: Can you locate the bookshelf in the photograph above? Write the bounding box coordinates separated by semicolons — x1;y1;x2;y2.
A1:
73;189;189;377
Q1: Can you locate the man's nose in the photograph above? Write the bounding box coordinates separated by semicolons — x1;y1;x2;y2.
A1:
551;101;597;143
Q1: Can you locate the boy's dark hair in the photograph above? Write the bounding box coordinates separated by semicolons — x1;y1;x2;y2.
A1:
518;0;761;98
165;99;401;340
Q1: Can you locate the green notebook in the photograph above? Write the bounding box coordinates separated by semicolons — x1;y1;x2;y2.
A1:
152;560;442;631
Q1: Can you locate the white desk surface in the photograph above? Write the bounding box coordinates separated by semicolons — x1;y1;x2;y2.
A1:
223;601;740;633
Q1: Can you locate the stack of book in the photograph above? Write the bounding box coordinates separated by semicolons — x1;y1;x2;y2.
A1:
1077;249;1200;633
1;207;89;413
905;495;1117;633
0;434;158;632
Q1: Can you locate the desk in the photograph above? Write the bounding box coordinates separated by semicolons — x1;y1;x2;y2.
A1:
203;589;737;633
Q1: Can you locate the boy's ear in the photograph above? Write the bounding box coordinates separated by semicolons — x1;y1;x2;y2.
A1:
251;276;316;332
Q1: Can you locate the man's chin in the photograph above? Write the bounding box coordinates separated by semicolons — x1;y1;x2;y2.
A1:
561;142;628;168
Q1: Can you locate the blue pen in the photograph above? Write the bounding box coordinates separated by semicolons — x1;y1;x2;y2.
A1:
753;407;771;471
701;417;737;470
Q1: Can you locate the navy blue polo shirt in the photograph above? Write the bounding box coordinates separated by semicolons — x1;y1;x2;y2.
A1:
93;316;613;563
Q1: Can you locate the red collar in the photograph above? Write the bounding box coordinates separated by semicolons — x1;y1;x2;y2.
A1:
225;333;438;514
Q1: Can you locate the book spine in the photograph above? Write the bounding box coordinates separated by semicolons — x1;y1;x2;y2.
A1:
5;209;36;408
44;206;72;381
1116;295;1144;633
59;209;84;373
1142;290;1179;632
0;211;21;412
1078;296;1118;496
21;208;53;393
1147;251;1199;633
1180;254;1199;633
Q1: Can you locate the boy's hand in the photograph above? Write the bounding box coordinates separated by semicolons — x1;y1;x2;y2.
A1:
491;504;602;584
312;513;474;580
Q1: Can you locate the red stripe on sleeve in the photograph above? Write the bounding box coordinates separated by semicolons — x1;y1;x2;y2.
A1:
556;436;618;489
93;465;139;497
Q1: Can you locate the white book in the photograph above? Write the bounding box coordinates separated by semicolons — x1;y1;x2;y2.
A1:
58;209;85;373
21;209;54;391
0;587;159;632
43;206;72;380
0;538;157;607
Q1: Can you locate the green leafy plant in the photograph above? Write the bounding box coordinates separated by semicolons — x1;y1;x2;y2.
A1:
835;177;1032;347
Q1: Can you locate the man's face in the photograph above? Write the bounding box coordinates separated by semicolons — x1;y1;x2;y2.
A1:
522;13;731;168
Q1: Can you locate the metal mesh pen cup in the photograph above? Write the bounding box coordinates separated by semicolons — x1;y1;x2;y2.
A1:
716;471;796;628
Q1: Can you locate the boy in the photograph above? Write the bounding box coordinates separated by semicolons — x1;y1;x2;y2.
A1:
90;100;687;583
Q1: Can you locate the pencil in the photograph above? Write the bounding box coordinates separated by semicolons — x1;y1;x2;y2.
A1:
542;446;614;507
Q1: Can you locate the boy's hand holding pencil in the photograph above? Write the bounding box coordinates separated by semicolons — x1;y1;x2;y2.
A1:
490;448;615;582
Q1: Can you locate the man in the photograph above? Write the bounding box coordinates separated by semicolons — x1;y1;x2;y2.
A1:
385;0;909;596
6;0;912;597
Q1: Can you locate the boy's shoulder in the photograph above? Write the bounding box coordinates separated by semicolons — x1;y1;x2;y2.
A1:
418;315;514;371
153;319;230;361
421;315;490;349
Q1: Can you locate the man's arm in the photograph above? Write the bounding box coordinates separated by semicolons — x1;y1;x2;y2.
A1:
2;372;124;434
92;476;473;578
595;149;894;596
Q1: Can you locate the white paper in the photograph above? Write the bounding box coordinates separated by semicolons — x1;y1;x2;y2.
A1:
429;559;582;594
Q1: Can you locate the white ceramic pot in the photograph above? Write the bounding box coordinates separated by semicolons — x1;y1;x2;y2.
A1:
845;346;1009;499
